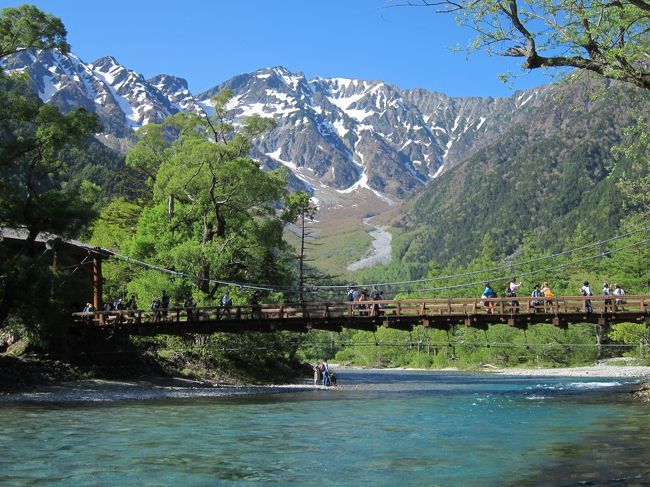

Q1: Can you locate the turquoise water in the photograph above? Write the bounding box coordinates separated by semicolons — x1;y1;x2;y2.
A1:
1;370;649;486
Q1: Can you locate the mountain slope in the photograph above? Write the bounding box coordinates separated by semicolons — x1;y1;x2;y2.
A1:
394;77;647;266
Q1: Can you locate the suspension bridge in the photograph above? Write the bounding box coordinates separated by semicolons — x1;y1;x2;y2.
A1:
70;294;650;337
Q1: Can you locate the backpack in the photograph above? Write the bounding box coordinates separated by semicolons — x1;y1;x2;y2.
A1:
505;287;514;297
151;299;160;311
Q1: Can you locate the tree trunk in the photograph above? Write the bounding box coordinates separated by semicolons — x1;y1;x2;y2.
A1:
198;220;214;294
299;212;305;303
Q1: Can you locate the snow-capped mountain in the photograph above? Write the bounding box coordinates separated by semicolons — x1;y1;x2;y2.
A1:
4;50;547;201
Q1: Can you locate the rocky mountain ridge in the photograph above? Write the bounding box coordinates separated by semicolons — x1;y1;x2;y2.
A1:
4;49;550;203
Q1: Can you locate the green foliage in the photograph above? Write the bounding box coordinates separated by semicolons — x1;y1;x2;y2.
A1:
0;4;69;61
428;0;650;90
105;91;291;305
327;322;603;370
332;209;650;369
0;8;101;335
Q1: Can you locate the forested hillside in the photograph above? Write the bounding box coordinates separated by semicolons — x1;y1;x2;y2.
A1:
393;77;649;268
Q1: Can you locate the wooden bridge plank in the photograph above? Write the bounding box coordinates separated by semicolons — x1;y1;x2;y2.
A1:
70;295;650;337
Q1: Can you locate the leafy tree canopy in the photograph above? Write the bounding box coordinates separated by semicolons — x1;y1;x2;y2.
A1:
0;4;69;61
100;90;293;308
0;5;100;332
402;0;650;89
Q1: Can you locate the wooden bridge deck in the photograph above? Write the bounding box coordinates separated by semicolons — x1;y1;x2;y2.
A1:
70;295;650;336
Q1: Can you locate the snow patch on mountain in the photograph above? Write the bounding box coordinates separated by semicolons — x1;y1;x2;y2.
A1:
337;171;396;206
266;148;315;193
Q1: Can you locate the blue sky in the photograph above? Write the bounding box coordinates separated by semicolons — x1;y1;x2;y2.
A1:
2;0;554;97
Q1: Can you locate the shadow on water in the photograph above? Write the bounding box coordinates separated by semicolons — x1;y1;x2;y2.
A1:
502;410;650;486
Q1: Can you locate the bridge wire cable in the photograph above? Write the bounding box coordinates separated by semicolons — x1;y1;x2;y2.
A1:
101;223;649;295
311;223;650;291
310;236;649;296
107;252;291;292
403;238;649;294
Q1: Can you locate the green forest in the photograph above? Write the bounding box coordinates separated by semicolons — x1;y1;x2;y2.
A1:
1;3;649;387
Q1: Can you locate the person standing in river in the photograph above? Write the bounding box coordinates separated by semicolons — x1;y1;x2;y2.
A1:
322;359;331;386
313;362;322;385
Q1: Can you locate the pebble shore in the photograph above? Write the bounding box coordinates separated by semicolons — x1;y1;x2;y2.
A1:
484;365;650;378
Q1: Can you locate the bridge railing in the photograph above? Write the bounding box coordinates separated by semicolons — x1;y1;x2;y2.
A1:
71;294;650;327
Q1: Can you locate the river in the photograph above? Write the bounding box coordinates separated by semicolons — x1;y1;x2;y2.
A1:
1;370;649;486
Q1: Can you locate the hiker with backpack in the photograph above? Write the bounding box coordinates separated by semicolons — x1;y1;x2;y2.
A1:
151;298;161;322
481;282;496;314
602;282;612;311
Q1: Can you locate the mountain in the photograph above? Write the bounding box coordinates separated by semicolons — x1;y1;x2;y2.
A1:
394;76;647;266
4;50;644;274
4;51;550;201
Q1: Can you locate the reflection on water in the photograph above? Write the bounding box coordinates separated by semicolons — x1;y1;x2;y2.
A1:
0;370;648;486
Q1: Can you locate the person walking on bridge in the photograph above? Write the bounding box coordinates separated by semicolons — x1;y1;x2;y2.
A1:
602;283;612;312
482;282;495;314
580;281;593;313
219;291;232;319
531;284;543;311
251;291;262;318
506;278;522;312
161;290;170;320
184;293;195;321
614;283;626;310
541;281;555;312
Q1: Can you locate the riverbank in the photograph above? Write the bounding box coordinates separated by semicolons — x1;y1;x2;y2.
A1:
332;362;650;378
481;364;650;378
4;354;650;399
0;353;311;394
